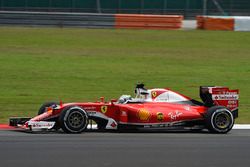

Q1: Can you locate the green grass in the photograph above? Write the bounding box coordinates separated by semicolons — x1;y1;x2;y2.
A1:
0;27;249;123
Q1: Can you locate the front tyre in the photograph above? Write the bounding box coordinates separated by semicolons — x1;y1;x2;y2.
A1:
59;106;88;133
38;102;58;115
205;106;234;134
38;102;59;129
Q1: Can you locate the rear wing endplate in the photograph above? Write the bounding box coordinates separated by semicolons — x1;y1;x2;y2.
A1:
200;86;239;118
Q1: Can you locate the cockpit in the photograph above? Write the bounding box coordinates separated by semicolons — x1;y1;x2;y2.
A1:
117;83;194;104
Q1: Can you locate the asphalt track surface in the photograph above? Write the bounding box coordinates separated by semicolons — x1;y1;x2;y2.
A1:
0;130;250;167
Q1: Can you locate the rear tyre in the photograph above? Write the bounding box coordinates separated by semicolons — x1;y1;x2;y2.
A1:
59;106;88;133
205;106;234;134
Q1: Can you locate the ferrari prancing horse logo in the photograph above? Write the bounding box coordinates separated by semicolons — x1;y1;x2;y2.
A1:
152;91;157;98
101;106;108;113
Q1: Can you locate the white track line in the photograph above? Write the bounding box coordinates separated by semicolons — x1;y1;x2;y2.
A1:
87;124;250;130
233;124;250;129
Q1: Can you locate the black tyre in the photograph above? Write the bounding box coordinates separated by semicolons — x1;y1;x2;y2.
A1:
38;102;58;115
59;106;88;133
205;106;234;134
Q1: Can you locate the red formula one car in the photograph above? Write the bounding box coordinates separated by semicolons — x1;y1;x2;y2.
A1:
10;84;239;133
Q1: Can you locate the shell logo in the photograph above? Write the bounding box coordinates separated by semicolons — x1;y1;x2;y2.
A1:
138;108;151;121
152;91;157;98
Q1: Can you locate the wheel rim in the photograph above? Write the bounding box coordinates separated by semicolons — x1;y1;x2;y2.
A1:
214;112;230;129
68;111;85;128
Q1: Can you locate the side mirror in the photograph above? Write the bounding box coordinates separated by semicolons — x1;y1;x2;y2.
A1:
111;99;117;105
100;97;104;103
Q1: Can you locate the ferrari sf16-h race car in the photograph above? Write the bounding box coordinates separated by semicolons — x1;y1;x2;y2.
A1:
10;84;239;134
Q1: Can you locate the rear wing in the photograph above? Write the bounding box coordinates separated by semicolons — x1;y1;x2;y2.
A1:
200;86;239;118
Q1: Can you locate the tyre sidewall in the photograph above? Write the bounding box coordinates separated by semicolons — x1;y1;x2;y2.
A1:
206;106;234;133
59;106;88;133
38;102;58;115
